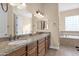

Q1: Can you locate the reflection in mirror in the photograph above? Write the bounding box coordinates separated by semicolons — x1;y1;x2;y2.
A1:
0;3;8;37
11;3;33;36
14;12;32;35
37;20;48;30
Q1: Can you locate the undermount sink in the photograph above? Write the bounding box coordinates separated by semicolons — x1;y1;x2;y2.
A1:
8;40;28;45
8;38;36;46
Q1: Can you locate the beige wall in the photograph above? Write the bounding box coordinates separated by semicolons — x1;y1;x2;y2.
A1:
59;8;79;31
27;3;41;15
41;4;59;49
28;3;59;49
26;4;41;33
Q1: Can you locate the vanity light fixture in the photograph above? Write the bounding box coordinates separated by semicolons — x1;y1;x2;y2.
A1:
34;9;44;18
0;3;8;12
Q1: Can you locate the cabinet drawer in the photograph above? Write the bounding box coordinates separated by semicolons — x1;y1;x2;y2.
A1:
27;42;37;51
38;41;45;48
38;45;45;52
38;47;45;53
38;38;45;44
38;42;45;52
46;39;48;48
27;47;37;56
6;46;26;56
38;49;45;56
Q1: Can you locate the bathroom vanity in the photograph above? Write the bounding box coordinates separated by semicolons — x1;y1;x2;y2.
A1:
0;33;50;56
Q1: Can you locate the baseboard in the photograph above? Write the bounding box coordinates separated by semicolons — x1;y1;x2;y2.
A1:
49;46;59;50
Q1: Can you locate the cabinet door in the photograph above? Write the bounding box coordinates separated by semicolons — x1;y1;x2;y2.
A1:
26;41;37;56
37;38;45;56
6;46;26;56
27;42;37;51
27;47;37;56
45;37;49;53
38;48;45;56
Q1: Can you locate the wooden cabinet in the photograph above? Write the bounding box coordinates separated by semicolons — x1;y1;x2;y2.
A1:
6;46;26;56
21;53;26;56
45;36;49;54
37;38;46;56
6;34;50;56
26;41;37;56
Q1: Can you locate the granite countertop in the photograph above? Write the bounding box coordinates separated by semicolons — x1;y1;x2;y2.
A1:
0;33;49;56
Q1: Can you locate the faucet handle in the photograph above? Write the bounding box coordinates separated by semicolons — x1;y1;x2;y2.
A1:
9;34;12;41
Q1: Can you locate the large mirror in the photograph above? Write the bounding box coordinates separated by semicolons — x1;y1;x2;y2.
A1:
0;3;8;37
0;3;33;38
0;3;48;38
14;13;32;35
13;4;32;36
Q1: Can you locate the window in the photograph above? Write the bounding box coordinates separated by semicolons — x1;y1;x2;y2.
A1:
65;15;79;31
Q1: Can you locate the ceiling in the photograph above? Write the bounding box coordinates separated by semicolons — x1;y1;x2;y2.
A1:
59;3;79;12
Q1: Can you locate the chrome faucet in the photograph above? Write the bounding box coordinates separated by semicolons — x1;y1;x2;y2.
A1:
9;35;12;41
9;35;16;41
14;35;16;40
